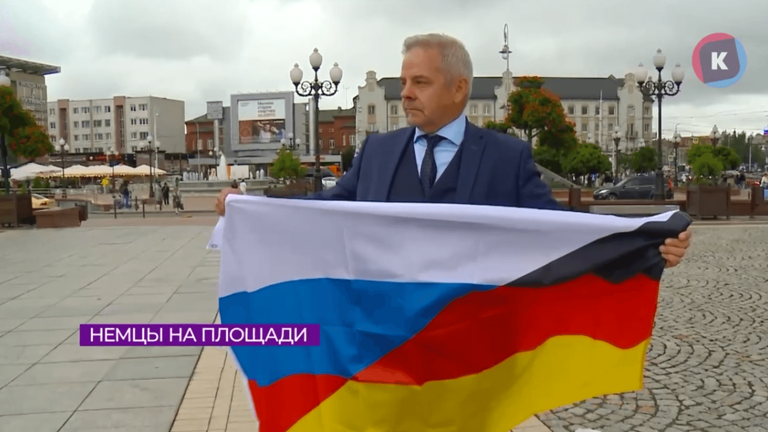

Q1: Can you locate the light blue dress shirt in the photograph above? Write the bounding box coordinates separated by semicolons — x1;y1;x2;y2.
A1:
413;114;466;182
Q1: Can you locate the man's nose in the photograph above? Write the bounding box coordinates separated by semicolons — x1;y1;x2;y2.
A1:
400;83;414;99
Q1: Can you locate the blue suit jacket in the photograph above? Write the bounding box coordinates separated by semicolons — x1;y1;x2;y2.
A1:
305;120;563;211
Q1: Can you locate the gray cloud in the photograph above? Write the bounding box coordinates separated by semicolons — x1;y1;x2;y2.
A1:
2;0;765;136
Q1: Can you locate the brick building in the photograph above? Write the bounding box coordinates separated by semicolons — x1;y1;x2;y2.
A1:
184;109;227;156
318;107;356;155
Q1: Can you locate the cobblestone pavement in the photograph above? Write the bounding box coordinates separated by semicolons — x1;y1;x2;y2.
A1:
539;225;768;432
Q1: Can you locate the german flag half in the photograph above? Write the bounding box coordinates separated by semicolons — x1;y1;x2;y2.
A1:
212;196;691;432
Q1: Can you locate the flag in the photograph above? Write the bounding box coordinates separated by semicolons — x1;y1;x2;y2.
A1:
211;196;691;432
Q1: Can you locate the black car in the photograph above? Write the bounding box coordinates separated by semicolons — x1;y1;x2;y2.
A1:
593;175;673;200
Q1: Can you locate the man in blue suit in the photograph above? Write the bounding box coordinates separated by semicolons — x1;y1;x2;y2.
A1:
216;33;692;267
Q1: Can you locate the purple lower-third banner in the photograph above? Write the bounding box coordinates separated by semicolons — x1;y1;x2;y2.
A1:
79;324;320;346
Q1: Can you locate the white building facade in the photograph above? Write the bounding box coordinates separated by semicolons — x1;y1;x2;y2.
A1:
353;70;654;154
46;96;185;155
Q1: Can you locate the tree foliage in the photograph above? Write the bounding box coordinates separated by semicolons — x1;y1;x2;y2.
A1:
506;76;569;144
341;145;356;172
691;153;723;184
627;146;657;174
0;86;54;159
270;146;305;182
482;120;517;137
688;143;740;171
562;143;611;177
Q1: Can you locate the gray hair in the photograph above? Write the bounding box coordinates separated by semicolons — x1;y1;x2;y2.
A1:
402;33;473;102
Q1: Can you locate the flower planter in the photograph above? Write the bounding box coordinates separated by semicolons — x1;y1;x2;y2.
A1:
0;193;33;227
263;180;309;198
686;185;731;219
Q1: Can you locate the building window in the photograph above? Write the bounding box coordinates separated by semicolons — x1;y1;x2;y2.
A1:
95;133;103;140
82;107;90;114
595;123;600;131
139;132;148;139
390;105;398;115
595;106;600;116
350;135;356;146
104;106;111;113
93;106;101;114
49;108;55;115
207;138;213;149
49;136;56;144
568;105;575;115
74;135;80;141
319;139;323;148
581;123;588;132
628;123;635;136
470;104;478;115
608;106;615;115
329;139;336;148
357;106;362;113
483;104;491;115
368;124;375;132
130;118;137;125
49;122;56;129
75;148;82;153
105;133;111;140
628;106;635;116
644;123;650;133
130;104;136;112
330;127;334;133
131;146;138;152
73;107;79;114
94;120;102;127
82;120;90;128
82;134;90;140
139;118;149;125
319;128;322;133
139;104;148;111
73;121;80;128
95;147;104;153
105;119;111;127
197;139;202;150
131;132;138;139
644;107;651;116
367;105;375;115
581;105;588;115
391;124;398;131
608;123;614;132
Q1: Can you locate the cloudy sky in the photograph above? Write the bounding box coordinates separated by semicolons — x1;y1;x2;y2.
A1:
2;0;766;139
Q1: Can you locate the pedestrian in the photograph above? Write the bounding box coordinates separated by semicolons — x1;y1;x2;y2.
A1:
172;186;183;215
239;179;247;195
162;182;170;206
215;32;692;268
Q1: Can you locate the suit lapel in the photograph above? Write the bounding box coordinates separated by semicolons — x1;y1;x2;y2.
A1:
455;120;486;203
372;127;415;201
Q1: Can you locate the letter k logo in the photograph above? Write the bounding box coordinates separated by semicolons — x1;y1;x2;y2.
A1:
711;52;728;70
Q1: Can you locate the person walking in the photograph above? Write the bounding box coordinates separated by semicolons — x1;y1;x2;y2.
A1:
162;182;170;206
172;186;183;215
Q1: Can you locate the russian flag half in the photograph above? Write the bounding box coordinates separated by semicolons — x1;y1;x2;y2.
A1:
210;195;691;432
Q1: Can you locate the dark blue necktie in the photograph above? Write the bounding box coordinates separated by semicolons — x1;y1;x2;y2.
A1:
420;134;443;196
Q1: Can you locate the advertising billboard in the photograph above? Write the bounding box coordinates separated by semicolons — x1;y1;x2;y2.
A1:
237;99;286;144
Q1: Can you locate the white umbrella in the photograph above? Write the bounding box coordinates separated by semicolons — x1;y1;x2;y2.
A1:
10;163;60;181
111;164;138;176
133;165;167;176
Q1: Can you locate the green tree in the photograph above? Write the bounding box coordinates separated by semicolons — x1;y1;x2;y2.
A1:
563;143;611;177
691;153;723;184
341;145;356;172
628;147;657;174
0;86;54;159
506;76;569;144
270;146;306;183
688;143;740;171
482;120;517;137
532;145;566;174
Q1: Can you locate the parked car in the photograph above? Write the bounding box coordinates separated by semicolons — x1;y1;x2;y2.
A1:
593;175;673;200
31;193;56;209
321;176;337;190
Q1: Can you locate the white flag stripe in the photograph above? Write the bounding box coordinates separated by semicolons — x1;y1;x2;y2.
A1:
216;195;676;298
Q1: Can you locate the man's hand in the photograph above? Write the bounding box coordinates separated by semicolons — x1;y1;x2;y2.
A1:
215;188;241;216
661;227;692;268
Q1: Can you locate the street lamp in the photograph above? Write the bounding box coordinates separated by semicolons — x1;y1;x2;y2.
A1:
710;125;721;146
142;134;159;198
281;132;299;152
613;126;623;181
672;131;681;186
0;69;11;193
57;138;69;177
636;49;685;201
107;147;118;192
500;24;512;116
290;48;343;193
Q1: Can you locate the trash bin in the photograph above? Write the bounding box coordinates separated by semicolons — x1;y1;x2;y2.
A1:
74;202;88;221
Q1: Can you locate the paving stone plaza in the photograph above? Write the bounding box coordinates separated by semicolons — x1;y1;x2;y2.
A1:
0;222;766;432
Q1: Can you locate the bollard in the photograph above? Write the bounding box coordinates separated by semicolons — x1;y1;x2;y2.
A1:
142;202;145;218
114;202;117;219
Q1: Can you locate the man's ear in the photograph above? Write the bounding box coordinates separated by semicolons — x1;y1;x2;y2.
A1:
453;77;469;104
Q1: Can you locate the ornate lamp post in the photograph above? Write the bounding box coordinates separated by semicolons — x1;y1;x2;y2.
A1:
672;131;681;186
635;49;685;201
281;132;301;152
499;24;512;117
612;126;623;181
57;138;69;177
710;125;721;146
0;69;11;193
142;134;160;198
107;147;118;192
290;49;343;193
